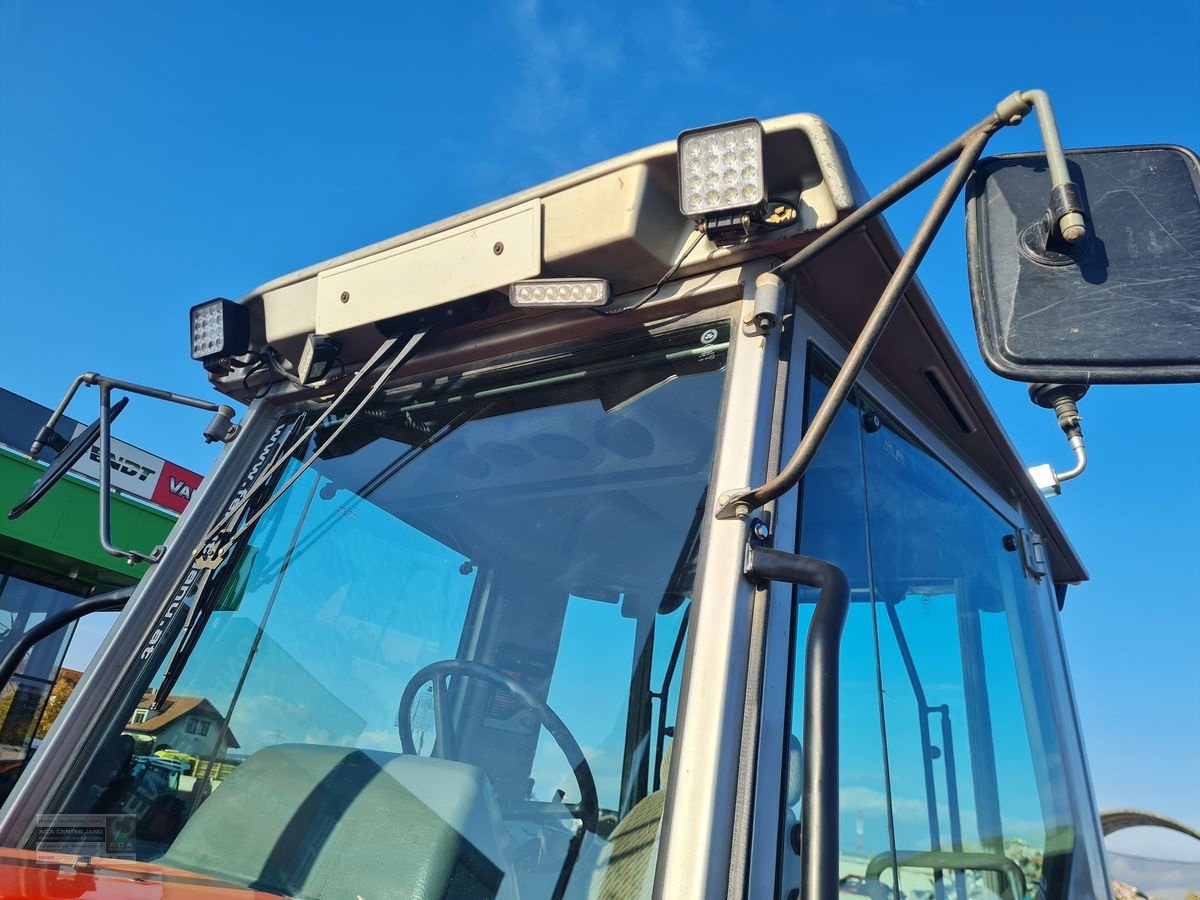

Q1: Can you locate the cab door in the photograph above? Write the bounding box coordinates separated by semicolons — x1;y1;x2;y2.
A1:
748;321;1108;900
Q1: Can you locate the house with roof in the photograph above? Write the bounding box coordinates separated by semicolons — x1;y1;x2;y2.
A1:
125;695;238;760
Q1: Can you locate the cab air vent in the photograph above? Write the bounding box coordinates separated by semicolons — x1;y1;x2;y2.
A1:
923;367;977;435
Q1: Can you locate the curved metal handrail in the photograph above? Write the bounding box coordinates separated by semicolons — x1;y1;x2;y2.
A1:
0;586;133;690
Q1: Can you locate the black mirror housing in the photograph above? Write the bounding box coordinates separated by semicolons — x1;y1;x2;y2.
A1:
966;145;1200;384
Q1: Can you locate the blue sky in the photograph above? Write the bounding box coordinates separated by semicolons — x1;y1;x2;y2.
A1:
2;0;1197;861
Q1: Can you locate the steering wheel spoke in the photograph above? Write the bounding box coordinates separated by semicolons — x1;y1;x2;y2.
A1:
430;673;457;758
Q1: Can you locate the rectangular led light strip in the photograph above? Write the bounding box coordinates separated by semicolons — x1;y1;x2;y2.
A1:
510;278;610;308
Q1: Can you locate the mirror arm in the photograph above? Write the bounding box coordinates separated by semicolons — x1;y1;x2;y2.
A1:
718;89;1086;521
96;383;160;565
78;373;239;441
1019;90;1087;244
719;126;996;520
28;375;91;457
32;373;238;458
89;374;239;565
27;372;240;564
772;111;1012;279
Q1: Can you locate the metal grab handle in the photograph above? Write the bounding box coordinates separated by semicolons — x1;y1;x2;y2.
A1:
745;546;849;900
865;849;1028;900
0;586;133;690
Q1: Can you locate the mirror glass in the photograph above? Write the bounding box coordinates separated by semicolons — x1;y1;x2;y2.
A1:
966;145;1200;384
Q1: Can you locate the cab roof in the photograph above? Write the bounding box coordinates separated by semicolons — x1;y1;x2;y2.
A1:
222;113;1087;585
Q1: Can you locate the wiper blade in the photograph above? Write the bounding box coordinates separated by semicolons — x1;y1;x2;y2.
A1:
196;330;429;563
151;416;302;709
152;329;433;708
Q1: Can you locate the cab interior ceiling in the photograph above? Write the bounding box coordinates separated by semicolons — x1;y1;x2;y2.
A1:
800;219;1087;586
307;353;717;600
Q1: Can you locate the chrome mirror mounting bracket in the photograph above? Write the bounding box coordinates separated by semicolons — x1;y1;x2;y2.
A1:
17;372;241;565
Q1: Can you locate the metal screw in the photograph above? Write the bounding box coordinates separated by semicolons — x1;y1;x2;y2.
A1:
751;519;770;541
862;412;882;433
493;242;504;255
717;493;730;507
339;291;350;304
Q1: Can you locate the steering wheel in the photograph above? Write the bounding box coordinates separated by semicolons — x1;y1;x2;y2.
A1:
8;398;129;521
397;659;599;835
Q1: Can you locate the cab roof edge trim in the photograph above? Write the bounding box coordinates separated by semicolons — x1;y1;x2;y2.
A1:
239;114;867;304
232;110;1086;585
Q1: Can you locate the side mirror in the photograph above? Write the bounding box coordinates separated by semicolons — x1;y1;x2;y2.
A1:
8;398;129;520
966;145;1200;384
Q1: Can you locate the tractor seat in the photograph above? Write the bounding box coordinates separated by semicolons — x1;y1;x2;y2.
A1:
159;744;519;900
590;736;803;900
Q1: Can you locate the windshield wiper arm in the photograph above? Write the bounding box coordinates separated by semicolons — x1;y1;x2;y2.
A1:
153;330;433;707
196;329;432;562
151;428;299;709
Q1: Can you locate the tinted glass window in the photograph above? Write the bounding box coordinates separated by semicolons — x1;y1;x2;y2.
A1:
36;323;730;900
779;352;1074;900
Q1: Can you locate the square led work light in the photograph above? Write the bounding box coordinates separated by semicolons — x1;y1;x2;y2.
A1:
190;298;250;361
677;118;766;218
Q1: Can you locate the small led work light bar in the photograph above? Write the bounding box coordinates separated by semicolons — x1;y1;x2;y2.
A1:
677;118;766;218
190;298;250;363
297;334;341;384
510;278;611;308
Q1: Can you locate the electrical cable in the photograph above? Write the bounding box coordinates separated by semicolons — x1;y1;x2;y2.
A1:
593;227;706;316
241;353;273;399
242;347;344;399
761;197;800;229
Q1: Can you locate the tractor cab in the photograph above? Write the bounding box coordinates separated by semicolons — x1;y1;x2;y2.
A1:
2;95;1197;900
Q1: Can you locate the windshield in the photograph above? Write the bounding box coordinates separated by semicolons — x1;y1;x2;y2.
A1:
37;321;730;899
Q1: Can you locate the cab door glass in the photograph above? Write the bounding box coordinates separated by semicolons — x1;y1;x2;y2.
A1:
779;370;891;895
780;351;1075;900
860;401;1074;898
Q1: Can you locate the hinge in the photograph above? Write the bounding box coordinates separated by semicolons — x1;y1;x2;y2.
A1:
1017;528;1047;580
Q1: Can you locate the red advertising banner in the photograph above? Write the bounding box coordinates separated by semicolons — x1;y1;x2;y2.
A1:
150;461;204;513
